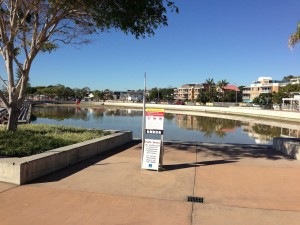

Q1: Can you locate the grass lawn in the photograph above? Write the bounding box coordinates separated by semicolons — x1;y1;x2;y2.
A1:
0;124;111;157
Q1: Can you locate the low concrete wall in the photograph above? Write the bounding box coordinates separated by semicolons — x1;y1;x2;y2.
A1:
0;131;132;185
102;102;300;122
273;138;300;160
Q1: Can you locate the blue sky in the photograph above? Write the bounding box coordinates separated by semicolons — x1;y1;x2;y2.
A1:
29;0;300;91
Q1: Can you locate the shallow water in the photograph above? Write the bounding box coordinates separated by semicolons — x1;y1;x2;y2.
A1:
31;105;300;145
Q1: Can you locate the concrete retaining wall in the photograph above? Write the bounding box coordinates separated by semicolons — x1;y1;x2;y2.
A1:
0;131;132;185
102;102;300;122
273;138;300;160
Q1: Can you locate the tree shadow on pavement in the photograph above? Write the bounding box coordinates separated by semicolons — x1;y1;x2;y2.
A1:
164;141;294;161
163;159;238;171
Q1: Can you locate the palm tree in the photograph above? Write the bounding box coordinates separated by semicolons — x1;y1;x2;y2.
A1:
217;79;229;101
289;22;300;48
217;79;229;89
206;78;215;91
205;78;215;102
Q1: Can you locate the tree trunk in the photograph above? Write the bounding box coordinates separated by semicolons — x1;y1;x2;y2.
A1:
6;104;20;131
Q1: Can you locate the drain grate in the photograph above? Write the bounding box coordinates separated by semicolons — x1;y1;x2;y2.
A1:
187;196;205;203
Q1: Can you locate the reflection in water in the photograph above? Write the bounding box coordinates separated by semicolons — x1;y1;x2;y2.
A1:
241;123;281;144
31;106;300;145
175;115;241;138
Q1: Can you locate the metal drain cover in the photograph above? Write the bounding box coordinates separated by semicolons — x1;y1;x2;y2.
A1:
187;196;205;203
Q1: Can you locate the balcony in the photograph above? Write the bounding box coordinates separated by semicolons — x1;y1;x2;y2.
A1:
261;90;271;94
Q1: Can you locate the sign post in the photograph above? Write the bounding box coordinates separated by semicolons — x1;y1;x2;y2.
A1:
141;73;146;168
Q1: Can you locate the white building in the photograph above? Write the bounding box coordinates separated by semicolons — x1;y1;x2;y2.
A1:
126;90;143;102
282;92;300;111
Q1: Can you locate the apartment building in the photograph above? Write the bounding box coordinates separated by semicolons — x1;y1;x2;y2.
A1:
174;83;206;101
290;77;300;84
174;83;240;102
242;77;288;103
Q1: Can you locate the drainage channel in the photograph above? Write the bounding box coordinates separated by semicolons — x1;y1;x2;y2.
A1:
187;196;205;203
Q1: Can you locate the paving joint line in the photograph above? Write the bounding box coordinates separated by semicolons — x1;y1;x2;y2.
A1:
26;184;191;203
0;185;20;194
189;145;198;225
205;202;300;213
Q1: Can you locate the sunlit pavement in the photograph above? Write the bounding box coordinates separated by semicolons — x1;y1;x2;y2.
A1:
0;141;300;225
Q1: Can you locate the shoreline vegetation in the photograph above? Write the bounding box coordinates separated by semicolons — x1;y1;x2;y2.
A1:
0;124;111;157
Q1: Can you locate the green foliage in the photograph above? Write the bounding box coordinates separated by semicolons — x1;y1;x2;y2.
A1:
164;113;175;120
252;93;273;105
41;42;59;53
0;0;178;131
272;92;286;104
224;90;237;102
83;0;178;38
205;78;216;102
191;115;240;138
289;22;300;48
93;90;105;101
0;124;110;157
282;75;296;81
217;79;229;88
251;124;281;137
281;83;300;92
196;90;209;104
149;87;174;102
216;79;229;101
26;86;37;95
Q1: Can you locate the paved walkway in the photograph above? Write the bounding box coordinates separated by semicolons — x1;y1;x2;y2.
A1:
0;141;300;225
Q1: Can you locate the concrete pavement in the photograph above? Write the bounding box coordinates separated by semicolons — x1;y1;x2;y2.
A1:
0;141;300;225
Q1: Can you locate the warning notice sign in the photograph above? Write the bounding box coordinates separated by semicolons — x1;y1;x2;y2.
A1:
142;139;161;170
145;108;164;131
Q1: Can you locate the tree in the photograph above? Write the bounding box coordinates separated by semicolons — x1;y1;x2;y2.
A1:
217;79;229;89
252;93;273;106
216;79;229;102
149;87;174;102
205;78;215;102
272;92;286;105
93;90;104;101
289;22;300;48
281;83;300;93
73;88;83;99
223;90;236;102
283;75;296;81
196;90;209;104
159;88;174;101
81;87;91;99
0;0;178;131
149;88;159;102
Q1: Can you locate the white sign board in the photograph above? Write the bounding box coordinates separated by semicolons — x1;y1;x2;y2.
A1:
145;108;164;131
142;139;161;170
